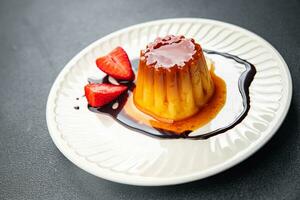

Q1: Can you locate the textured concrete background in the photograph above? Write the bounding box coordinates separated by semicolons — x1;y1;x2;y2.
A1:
0;0;299;199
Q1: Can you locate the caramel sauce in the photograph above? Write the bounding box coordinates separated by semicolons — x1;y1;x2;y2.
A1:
144;35;196;68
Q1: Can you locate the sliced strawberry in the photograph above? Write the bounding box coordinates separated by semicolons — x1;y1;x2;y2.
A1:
96;47;135;81
84;83;127;107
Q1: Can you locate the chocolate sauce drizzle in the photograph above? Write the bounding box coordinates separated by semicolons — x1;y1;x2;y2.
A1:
87;50;256;139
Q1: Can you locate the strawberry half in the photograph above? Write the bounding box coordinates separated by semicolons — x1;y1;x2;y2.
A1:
84;83;127;107
96;47;135;81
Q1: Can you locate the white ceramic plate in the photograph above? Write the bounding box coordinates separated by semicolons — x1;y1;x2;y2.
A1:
46;18;292;186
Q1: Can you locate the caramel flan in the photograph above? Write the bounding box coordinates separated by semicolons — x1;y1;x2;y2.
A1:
133;35;214;121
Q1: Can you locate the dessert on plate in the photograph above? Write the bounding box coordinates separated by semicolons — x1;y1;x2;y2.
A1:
133;35;214;121
83;35;229;137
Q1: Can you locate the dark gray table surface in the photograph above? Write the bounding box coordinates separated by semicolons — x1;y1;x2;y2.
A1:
0;0;299;199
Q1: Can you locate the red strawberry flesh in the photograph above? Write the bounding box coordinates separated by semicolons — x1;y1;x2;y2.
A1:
84;83;127;107
96;47;135;81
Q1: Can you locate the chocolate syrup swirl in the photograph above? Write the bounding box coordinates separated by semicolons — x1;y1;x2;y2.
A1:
87;50;256;139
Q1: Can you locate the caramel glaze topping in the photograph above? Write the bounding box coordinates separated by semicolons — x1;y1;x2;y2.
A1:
141;35;200;68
